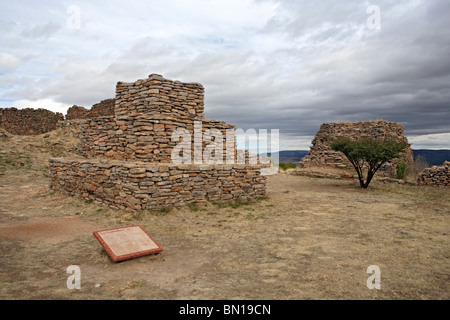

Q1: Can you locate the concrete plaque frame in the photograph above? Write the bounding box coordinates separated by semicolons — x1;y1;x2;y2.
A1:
93;225;163;262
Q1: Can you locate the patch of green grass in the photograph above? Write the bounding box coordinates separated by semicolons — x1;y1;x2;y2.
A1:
212;201;229;209
212;196;270;210
159;207;171;215
44;142;66;158
187;202;209;212
188;202;200;212
279;162;297;171
147;207;172;216
213;197;251;209
0;152;33;173
41;165;50;178
229;197;252;209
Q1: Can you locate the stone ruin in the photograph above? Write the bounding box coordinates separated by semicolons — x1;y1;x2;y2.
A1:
66;99;115;120
0;99;114;135
0;107;64;136
417;161;450;187
298;120;414;177
49;74;267;211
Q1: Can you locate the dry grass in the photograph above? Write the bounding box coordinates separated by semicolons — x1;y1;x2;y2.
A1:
0;130;449;300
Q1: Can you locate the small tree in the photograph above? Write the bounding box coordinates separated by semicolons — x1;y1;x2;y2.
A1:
331;138;409;189
279;162;296;171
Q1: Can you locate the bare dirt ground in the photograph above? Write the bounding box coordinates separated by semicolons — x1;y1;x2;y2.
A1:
0;128;449;300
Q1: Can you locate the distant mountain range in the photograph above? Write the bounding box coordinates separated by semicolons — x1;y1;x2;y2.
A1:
412;150;450;166
269;149;450;166
264;150;308;165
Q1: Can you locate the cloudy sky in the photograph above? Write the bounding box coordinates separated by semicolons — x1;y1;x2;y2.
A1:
1;0;449;150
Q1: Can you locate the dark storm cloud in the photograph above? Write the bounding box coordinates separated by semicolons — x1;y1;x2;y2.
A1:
0;0;449;149
205;0;450;148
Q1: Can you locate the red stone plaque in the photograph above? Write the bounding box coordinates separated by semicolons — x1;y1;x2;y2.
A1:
93;225;163;262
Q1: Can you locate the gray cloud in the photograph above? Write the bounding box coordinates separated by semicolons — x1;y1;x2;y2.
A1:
21;22;61;39
0;0;449;150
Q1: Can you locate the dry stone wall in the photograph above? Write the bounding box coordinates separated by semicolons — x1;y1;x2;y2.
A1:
0;107;64;135
66;105;91;120
299;120;414;176
66;99;115;121
77;74;238;163
90;99;115;118
78;114;235;163
49;74;266;211
49;159;266;211
115;74;204;119
417;161;449;187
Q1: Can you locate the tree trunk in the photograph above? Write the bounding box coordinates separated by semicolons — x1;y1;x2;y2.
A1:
359;178;367;188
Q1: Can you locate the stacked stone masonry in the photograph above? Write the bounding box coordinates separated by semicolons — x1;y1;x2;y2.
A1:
0;107;64;135
78;74;236;163
1;98;114;134
79;113;236;163
66;99;115;120
49;159;266;210
299;120;414;176
49;74;267;211
90;99;115;118
115;74;204;118
417;161;449;187
65;105;91;120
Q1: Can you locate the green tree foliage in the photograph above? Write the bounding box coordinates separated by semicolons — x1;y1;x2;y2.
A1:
331;138;409;189
396;161;408;180
279;162;296;171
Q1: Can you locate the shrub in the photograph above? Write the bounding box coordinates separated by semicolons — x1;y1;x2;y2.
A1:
279;162;296;171
396;161;408;180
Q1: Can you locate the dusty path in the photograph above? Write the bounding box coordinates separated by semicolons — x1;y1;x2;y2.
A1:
1;166;449;299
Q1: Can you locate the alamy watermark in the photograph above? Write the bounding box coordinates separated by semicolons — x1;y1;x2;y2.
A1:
66;265;81;289
366;265;381;290
367;5;381;30
66;5;81;30
170;121;279;175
